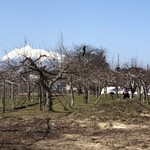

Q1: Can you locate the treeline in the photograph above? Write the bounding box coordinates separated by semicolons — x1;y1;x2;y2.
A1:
0;43;150;113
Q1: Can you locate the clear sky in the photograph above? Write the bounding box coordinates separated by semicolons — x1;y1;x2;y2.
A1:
0;0;150;67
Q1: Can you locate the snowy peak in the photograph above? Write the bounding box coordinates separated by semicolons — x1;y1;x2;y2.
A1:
1;45;62;61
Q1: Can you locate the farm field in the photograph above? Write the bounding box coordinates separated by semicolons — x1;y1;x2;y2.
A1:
0;96;150;150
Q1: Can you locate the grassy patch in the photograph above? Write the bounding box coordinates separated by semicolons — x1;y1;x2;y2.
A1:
0;94;150;121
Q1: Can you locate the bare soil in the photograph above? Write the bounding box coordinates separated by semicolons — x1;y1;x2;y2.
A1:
0;100;150;150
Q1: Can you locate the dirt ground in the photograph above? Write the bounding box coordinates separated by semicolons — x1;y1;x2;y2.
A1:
0;100;150;150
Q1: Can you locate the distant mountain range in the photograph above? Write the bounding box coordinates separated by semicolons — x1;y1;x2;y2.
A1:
0;45;63;70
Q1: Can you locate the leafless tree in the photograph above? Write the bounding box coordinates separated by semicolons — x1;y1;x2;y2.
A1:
65;44;110;103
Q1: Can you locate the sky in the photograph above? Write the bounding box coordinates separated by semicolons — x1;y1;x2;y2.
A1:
0;0;150;67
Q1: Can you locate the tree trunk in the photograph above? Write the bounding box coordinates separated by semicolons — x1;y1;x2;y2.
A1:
70;75;74;106
41;81;54;111
83;86;89;103
27;82;31;101
96;85;101;99
103;87;107;98
131;91;134;99
2;82;6;113
136;86;140;100
70;85;75;106
141;80;148;104
115;86;119;99
43;91;47;110
11;83;15;108
130;80;136;99
38;85;42;110
47;89;53;111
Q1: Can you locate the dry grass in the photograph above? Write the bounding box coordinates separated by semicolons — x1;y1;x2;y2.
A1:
0;96;150;149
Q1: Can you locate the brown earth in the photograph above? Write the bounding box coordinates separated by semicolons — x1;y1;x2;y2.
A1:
0;100;150;150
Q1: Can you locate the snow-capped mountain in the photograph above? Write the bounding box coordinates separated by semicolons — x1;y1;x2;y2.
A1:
0;45;64;70
1;45;62;61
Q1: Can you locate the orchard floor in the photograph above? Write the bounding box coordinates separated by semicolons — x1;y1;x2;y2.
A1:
0;100;150;150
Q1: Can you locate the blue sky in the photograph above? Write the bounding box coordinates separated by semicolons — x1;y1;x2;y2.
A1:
0;0;150;66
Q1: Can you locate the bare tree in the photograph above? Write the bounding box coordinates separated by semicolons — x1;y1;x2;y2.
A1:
65;44;110;103
18;54;65;111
